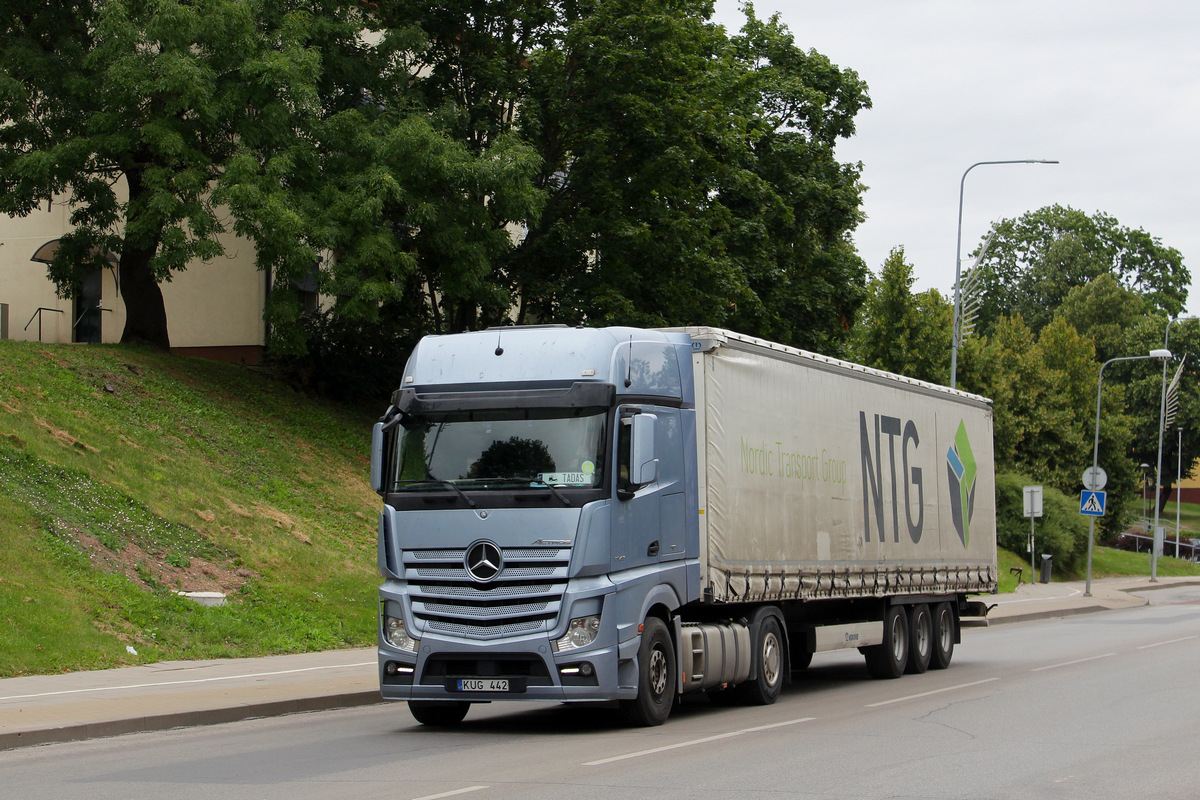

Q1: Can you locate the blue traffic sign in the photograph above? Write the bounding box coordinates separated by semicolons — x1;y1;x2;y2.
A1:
1080;490;1107;516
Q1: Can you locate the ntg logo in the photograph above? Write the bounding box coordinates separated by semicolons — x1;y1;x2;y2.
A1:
946;422;977;547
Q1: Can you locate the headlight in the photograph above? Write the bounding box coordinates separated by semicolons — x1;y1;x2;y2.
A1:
383;615;419;652
553;615;601;652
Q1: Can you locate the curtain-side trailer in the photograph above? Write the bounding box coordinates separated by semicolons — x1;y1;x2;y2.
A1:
371;325;997;726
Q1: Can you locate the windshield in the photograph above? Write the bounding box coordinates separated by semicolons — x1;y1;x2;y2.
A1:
389;408;607;492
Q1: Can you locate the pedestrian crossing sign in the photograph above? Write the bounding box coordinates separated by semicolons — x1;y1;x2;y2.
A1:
1080;490;1107;516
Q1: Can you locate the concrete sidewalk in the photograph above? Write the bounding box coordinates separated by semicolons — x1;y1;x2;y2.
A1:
3;576;1197;750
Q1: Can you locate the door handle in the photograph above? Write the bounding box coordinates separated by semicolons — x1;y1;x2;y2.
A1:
647;540;660;557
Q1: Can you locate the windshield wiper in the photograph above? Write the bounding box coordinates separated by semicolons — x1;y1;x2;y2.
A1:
536;482;572;506
401;479;476;508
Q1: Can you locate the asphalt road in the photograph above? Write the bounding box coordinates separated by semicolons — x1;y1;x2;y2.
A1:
3;585;1199;800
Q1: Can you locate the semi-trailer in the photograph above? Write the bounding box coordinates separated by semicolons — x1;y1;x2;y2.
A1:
371;325;997;726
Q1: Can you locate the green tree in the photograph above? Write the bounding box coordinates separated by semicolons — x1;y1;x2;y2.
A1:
964;205;1189;340
1055;273;1147;363
0;0;370;350
1119;316;1200;517
847;246;951;382
958;314;1138;537
337;0;872;354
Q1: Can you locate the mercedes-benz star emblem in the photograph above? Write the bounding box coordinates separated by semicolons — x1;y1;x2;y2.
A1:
465;540;503;582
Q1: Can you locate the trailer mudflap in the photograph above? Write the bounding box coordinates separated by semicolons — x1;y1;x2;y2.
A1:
960;599;994;628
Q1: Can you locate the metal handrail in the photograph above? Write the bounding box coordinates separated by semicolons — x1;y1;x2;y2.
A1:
23;307;63;342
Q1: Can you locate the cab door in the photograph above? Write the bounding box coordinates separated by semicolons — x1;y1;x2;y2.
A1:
610;405;685;571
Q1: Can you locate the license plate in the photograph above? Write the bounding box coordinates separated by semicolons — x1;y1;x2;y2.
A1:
456;679;509;692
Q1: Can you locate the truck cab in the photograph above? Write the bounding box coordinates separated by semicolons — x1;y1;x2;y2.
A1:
371;326;699;725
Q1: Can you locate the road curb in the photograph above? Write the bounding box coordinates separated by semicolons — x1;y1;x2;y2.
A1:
0;690;385;751
985;603;1128;625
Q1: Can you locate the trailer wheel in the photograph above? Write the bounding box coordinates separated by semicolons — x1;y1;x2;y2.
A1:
621;617;675;726
735;616;785;705
906;604;932;674
864;605;908;679
930;601;955;670
408;700;470;727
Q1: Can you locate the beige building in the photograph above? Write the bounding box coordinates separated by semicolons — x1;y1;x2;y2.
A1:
1;196;271;364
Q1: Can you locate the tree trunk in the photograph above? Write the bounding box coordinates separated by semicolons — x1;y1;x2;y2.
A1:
118;165;171;350
1158;481;1174;517
118;247;170;350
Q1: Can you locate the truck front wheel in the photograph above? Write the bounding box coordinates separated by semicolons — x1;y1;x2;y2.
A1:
864;605;909;679
621;617;676;726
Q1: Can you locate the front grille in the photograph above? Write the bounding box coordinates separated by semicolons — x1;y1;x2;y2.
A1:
401;546;570;640
427;619;546;637
421;654;553;686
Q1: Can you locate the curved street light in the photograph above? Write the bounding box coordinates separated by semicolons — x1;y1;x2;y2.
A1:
949;159;1059;389
1086;349;1172;596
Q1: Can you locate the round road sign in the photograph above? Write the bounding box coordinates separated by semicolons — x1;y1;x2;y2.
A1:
1082;466;1108;491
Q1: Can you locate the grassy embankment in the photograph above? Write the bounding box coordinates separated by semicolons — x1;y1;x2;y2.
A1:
996;518;1200;593
0;341;381;677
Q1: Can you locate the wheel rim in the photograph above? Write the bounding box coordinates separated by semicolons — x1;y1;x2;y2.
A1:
890;614;905;662
762;632;781;687
915;611;931;657
648;645;669;697
937;607;953;653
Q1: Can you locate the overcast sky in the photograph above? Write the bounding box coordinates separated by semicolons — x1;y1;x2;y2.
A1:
712;0;1200;317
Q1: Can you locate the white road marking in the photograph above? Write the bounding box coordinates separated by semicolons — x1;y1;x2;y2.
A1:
864;678;999;708
1031;653;1116;672
0;662;376;702
583;716;815;766
1137;635;1196;650
409;787;490;800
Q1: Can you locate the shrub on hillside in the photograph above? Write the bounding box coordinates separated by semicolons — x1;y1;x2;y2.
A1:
273;309;421;406
995;472;1090;571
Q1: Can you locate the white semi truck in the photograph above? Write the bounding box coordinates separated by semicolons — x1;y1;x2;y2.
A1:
371;325;997;726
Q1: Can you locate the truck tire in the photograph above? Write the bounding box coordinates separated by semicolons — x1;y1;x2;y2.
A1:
906;604;932;674
931;601;955;670
621;617;676;726
408;700;470;727
864;605;909;679
734;616;785;705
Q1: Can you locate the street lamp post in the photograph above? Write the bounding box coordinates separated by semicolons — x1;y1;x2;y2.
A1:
1086;350;1172;597
1152;316;1196;580
1177;426;1184;559
950;159;1058;389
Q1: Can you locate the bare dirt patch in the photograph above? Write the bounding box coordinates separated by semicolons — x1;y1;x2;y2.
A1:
52;519;257;596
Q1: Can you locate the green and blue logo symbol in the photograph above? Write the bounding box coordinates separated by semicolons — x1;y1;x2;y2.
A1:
946;421;977;547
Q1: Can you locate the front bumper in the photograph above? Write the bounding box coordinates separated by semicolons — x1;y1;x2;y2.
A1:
378;636;631;702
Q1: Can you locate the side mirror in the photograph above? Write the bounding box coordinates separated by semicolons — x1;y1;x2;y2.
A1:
630;413;658;486
370;422;384;493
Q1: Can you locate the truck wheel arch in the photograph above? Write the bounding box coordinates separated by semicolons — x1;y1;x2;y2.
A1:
635;584;683;631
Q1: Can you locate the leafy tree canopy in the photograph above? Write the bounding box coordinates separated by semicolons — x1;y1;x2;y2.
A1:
957;313;1143;538
1119;316;1200;517
847;246;950;383
244;0;872;360
0;0;373;349
963;204;1189;340
3;1;872;364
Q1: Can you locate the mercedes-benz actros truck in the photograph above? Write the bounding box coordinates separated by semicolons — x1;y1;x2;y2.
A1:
370;325;997;726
